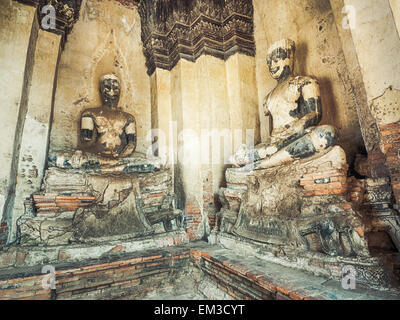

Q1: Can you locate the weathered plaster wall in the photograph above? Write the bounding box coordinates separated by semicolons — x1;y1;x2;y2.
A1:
253;0;364;162
150;53;260;239
329;0;381;154
389;0;400;37
339;0;400;127
9;29;61;243
50;0;151;155
0;1;37;224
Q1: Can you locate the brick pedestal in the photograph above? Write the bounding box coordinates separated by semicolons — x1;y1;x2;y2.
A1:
379;121;400;208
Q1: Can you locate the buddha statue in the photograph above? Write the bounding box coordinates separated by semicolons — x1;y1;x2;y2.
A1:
80;74;136;159
49;74;158;173
230;39;337;171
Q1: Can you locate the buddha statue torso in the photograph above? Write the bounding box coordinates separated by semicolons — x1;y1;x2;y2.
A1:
81;106;136;158
49;74;145;171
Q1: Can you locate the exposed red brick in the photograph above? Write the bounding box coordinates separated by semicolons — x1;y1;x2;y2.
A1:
109;245;126;253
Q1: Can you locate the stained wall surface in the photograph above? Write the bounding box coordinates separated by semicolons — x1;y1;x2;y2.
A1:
0;1;37;223
150;53;260;238
253;0;365;162
9;29;61;242
49;0;152;155
340;0;400;127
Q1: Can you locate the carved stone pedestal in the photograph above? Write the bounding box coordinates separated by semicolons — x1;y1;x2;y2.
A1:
214;146;394;288
17;166;182;246
363;177;400;251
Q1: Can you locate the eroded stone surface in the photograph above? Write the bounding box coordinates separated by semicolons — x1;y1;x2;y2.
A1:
218;146;370;258
17;167;182;245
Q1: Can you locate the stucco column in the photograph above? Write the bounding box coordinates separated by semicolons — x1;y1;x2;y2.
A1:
0;1;38;245
8;29;61;243
331;0;400;206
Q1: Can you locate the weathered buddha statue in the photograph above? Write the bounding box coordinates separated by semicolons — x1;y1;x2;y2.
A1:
230;39;337;170
80;74;136;158
49;74;157;173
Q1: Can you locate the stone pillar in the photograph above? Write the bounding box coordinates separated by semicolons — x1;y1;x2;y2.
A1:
150;69;173;166
0;1;38;245
331;0;400;207
140;0;259;240
9;29;61;243
389;0;400;39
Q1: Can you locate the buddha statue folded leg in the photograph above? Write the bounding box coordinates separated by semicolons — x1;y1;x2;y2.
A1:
48;150;161;173
237;125;337;171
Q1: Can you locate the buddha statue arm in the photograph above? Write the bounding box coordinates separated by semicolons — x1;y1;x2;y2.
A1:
271;78;322;146
80;113;95;142
119;117;137;157
290;77;322;129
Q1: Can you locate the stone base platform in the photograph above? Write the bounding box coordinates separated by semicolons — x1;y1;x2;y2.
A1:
0;242;399;300
214;146;399;289
0;231;189;270
218;146;367;257
209;231;397;290
17;166;182;245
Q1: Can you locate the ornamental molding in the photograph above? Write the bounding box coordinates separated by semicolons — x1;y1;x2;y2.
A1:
138;0;255;75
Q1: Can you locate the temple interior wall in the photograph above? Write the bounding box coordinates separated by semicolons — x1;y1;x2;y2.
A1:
8;29;61;242
151;54;260;238
49;0;152;156
337;0;400;128
0;0;399;246
0;1;37;226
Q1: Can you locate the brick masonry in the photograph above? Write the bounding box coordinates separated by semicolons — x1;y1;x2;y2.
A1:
0;222;8;251
0;243;399;300
0;247;190;300
203;170;216;232
379;121;400;208
190;244;400;300
185;202;202;241
300;168;348;197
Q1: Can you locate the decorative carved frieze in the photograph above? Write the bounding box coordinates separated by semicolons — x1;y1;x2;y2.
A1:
138;0;256;75
16;0;82;45
115;0;140;9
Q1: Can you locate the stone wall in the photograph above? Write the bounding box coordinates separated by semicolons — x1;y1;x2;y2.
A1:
330;0;400;206
9;29;61;242
49;0;152;155
0;1;38;243
1;244;397;300
0;247;191;300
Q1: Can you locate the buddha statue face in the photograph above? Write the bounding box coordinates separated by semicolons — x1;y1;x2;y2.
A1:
100;74;121;108
267;39;295;82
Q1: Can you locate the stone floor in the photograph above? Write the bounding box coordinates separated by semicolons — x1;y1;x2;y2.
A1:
145;289;207;300
0;240;400;300
190;242;400;300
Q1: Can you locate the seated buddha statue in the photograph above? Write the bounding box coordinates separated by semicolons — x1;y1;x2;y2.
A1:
230;39;337;171
49;74;158;173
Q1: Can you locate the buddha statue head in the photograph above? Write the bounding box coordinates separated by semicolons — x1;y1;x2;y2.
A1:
267;39;295;82
99;74;121;108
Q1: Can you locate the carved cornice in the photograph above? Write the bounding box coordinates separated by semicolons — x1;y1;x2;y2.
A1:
138;0;255;75
115;0;140;9
16;0;82;46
